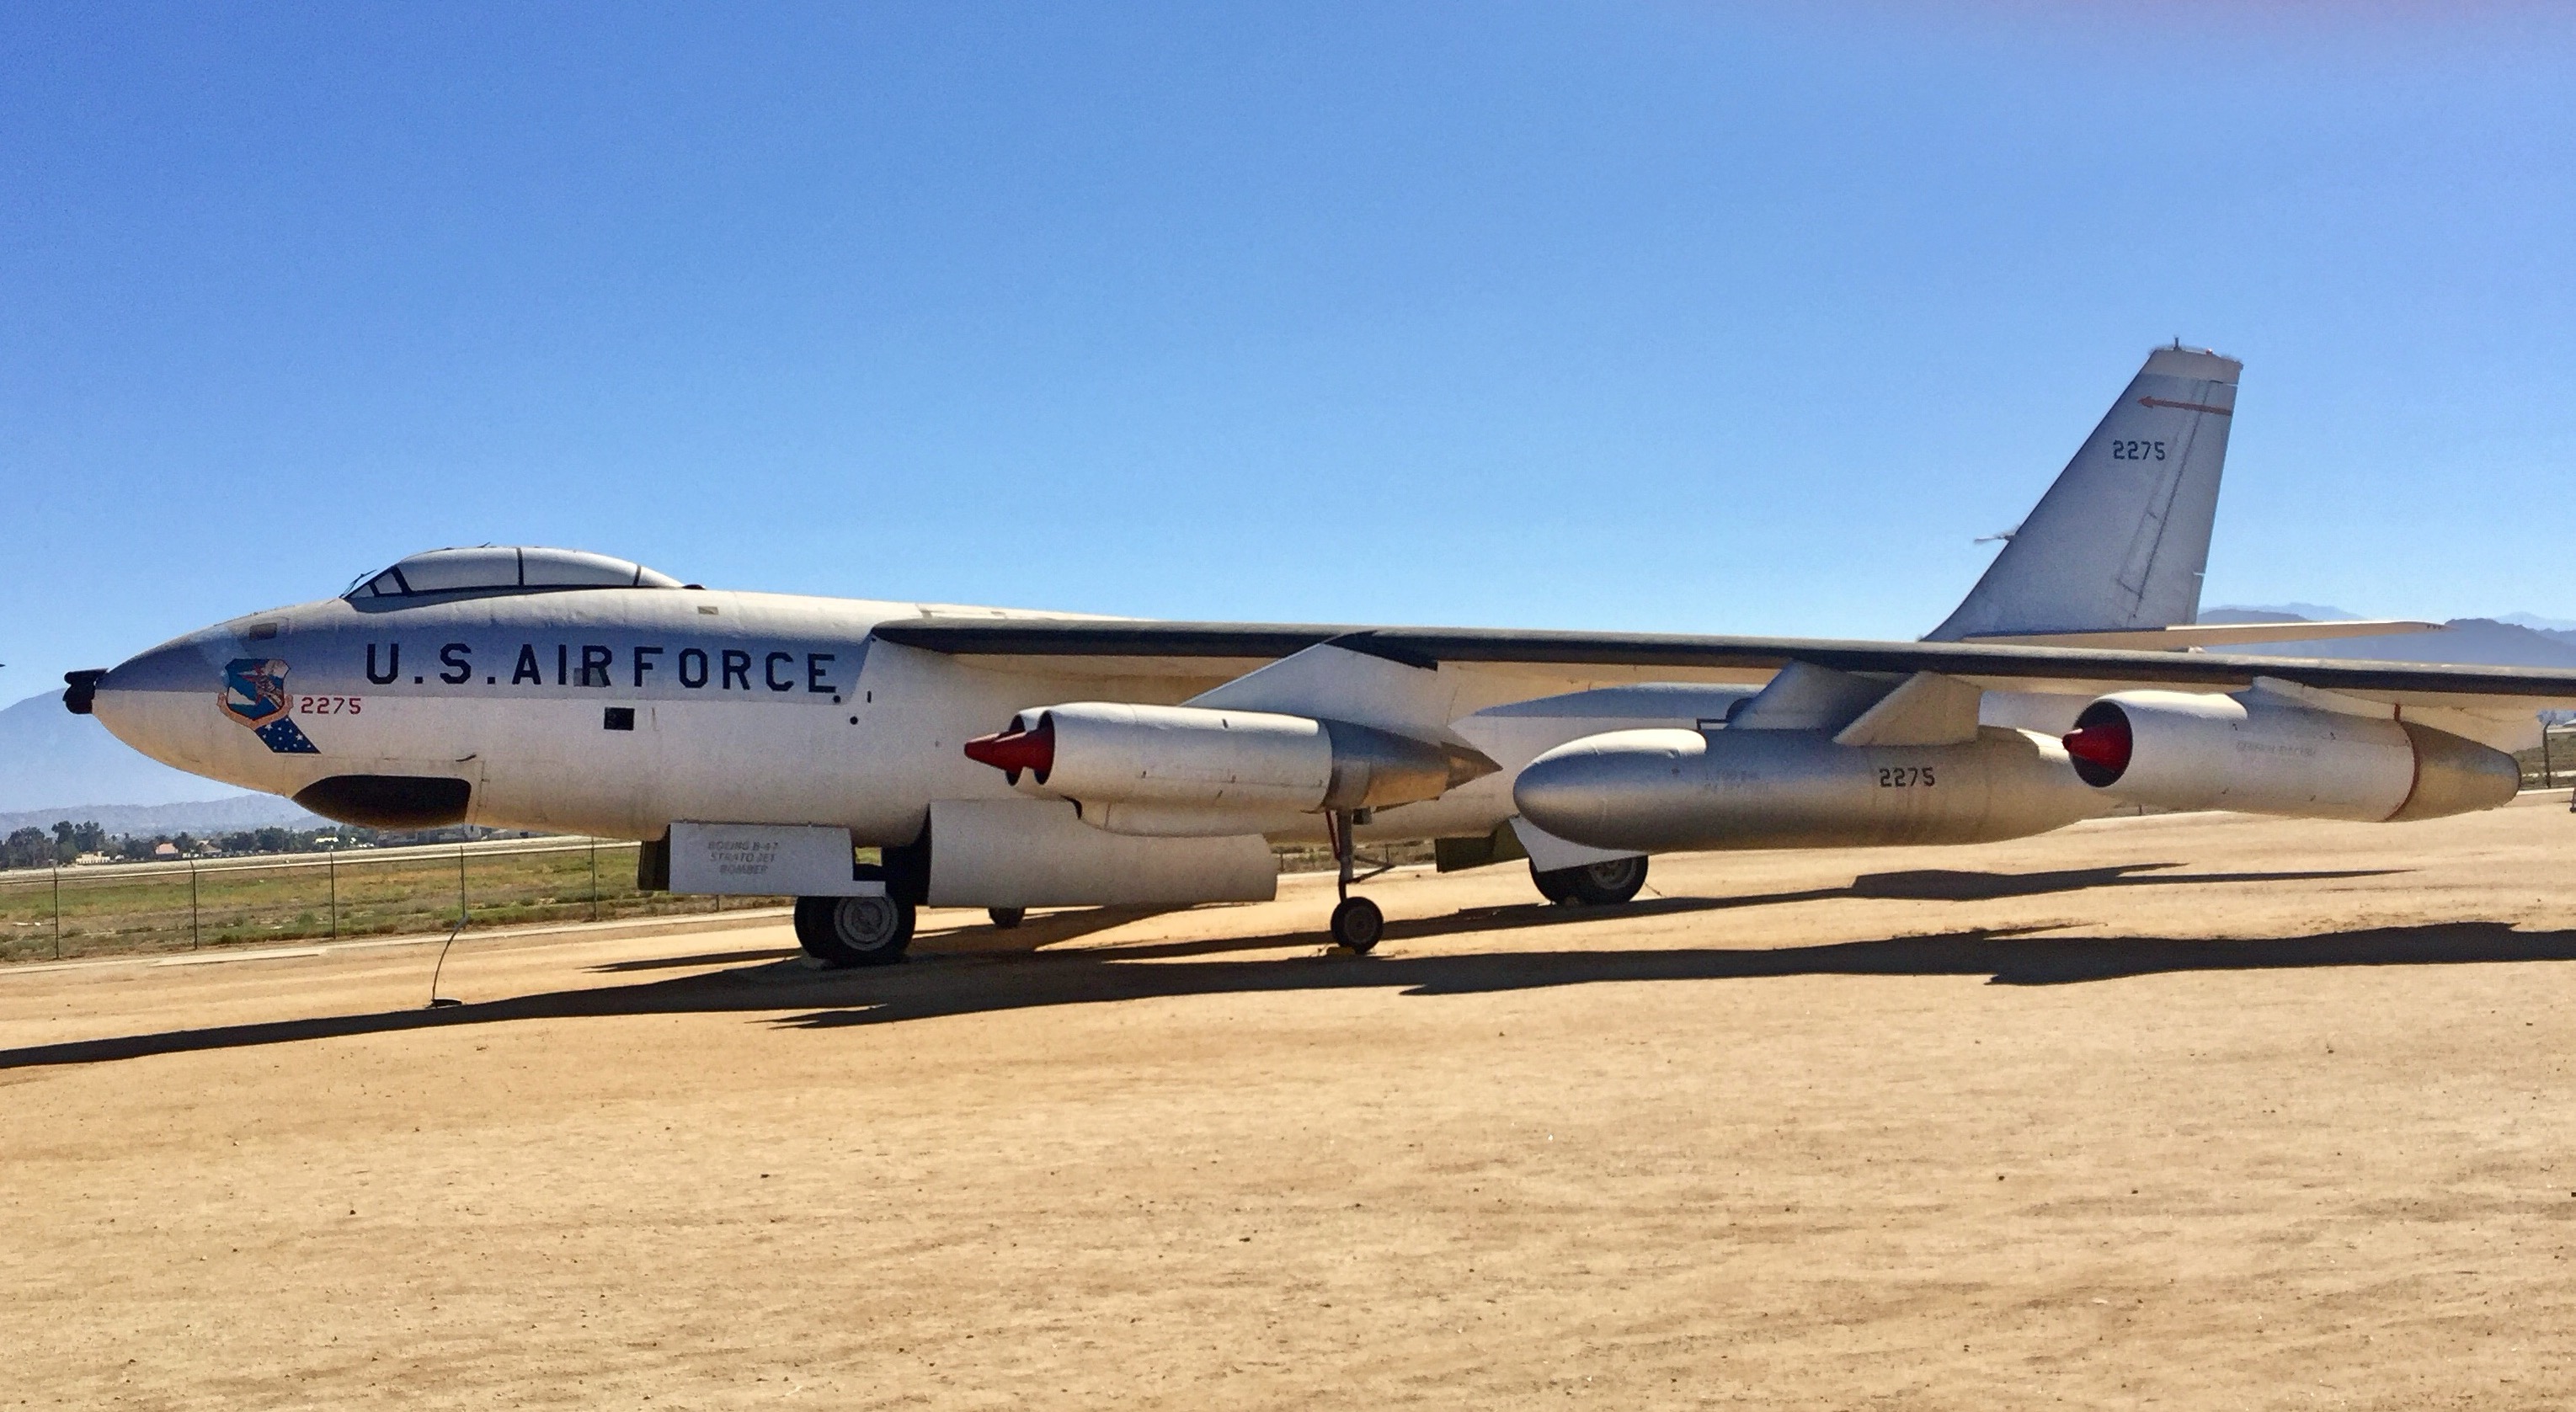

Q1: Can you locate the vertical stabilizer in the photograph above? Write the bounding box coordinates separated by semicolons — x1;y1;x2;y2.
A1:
1926;345;2241;641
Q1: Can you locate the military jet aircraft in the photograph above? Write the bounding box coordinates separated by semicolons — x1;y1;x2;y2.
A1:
67;346;2576;963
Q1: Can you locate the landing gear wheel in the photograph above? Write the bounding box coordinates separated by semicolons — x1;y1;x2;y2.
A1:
793;893;915;967
1529;861;1578;905
1569;855;1647;905
988;906;1026;930
1330;897;1384;954
1532;855;1648;907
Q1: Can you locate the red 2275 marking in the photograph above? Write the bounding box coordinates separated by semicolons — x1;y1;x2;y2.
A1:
296;696;362;716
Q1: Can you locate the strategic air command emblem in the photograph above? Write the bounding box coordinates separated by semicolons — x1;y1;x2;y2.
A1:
221;658;319;754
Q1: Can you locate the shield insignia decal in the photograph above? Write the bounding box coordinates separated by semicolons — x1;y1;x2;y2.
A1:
221;658;292;728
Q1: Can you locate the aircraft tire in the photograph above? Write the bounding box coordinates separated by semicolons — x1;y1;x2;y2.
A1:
1528;861;1579;905
792;897;835;956
1329;897;1384;954
1531;856;1648;907
794;893;915;967
988;906;1026;930
1567;855;1648;906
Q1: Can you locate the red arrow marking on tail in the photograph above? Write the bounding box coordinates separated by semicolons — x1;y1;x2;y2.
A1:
2138;397;2232;416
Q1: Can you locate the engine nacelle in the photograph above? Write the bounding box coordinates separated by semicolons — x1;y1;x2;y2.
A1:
921;799;1277;908
2059;690;2518;822
1512;726;2102;854
963;702;1494;822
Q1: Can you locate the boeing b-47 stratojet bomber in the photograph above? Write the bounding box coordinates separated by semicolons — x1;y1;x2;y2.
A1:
69;346;2576;962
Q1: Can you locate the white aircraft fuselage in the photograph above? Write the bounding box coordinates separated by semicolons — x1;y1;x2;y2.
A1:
90;583;1685;850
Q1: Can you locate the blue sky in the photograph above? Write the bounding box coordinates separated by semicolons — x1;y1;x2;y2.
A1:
4;3;2573;700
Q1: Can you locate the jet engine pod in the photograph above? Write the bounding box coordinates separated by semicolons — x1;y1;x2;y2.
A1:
2059;690;2518;822
1512;726;2099;855
963;702;1495;818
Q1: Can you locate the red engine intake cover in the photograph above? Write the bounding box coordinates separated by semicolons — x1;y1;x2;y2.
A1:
2061;703;2133;787
963;716;1056;785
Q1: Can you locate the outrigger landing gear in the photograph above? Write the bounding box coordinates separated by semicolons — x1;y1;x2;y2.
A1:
1325;809;1386;954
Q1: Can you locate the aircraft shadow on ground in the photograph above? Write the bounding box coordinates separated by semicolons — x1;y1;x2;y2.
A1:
16;862;2535;1073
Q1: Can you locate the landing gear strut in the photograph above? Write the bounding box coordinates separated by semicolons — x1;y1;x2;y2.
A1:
1325;809;1385;954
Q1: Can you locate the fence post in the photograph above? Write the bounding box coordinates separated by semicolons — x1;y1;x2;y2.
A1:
190;858;200;950
458;842;468;930
589;838;600;922
328;839;339;941
52;861;61;961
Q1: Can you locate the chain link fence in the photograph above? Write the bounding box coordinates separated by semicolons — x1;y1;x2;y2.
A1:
0;829;1395;967
2524;723;2576;791
0;838;784;965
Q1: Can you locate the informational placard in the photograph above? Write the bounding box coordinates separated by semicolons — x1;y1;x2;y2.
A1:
665;822;883;897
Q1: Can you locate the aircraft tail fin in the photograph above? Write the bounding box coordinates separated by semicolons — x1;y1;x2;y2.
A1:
1924;344;2242;642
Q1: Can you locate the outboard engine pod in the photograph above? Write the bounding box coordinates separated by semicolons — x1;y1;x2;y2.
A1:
2058;690;2518;822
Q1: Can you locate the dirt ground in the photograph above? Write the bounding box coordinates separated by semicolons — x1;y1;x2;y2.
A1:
8;797;2576;1409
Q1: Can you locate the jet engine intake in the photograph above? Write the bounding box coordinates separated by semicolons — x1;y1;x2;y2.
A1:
963;702;1494;818
1513;726;2100;855
2058;690;2518;822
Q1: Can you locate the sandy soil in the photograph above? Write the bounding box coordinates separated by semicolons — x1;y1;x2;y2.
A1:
8;797;2576;1409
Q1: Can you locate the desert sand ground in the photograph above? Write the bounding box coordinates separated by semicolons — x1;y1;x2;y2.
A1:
8;797;2576;1409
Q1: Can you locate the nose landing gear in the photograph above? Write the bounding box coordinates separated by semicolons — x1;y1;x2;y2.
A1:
1325;809;1387;954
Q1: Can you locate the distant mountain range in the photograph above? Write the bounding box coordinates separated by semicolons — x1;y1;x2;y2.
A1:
2200;607;2576;667
0;690;250;813
0;795;327;839
2203;603;2369;624
8;610;2573;829
0;688;325;832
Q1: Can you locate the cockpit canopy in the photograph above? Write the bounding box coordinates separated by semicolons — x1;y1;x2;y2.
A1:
345;546;685;599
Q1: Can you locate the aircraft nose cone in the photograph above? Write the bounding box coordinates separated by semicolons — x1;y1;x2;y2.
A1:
86;630;243;776
101;637;224;696
1512;728;1705;850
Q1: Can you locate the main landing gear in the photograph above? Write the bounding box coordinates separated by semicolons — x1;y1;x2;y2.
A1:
793;891;915;967
1325;809;1387;954
1530;855;1649;907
